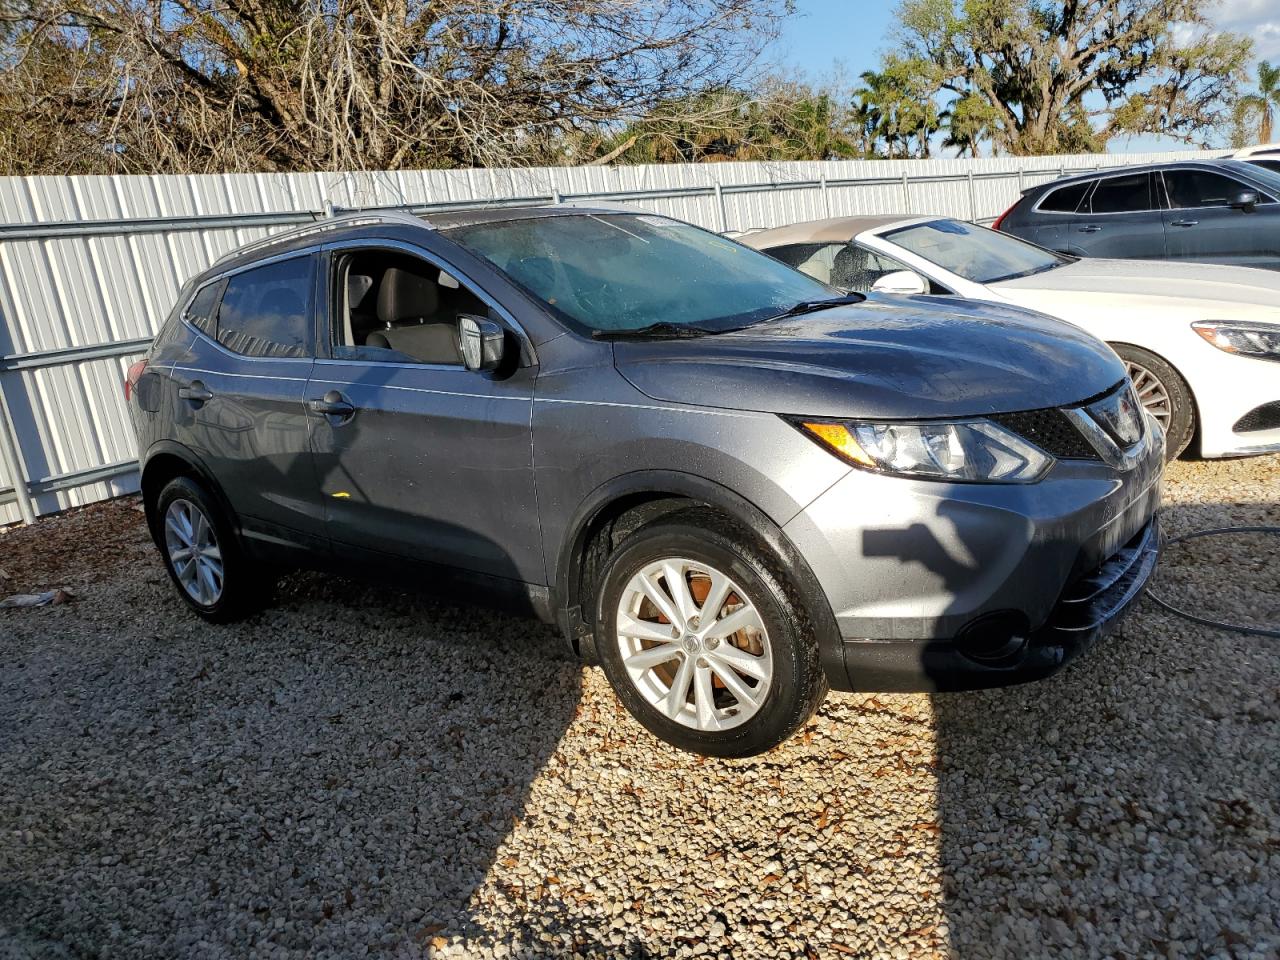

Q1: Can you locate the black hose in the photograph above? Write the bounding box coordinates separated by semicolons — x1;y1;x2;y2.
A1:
1146;525;1280;639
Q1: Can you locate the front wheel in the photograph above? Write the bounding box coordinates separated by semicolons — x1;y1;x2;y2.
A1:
594;508;828;757
1112;344;1195;460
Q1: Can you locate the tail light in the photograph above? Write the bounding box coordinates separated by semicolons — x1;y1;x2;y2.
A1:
124;359;148;402
991;200;1020;232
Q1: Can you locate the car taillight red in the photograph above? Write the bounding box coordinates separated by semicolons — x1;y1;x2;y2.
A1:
991;200;1020;232
124;359;148;402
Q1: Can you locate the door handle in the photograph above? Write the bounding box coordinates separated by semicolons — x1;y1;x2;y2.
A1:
178;382;213;404
1171;219;1199;227
308;390;355;419
1078;225;1103;233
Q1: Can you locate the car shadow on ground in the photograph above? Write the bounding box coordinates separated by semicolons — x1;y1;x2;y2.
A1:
0;511;606;957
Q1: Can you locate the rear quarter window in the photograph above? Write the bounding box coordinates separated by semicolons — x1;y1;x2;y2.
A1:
184;280;223;337
1038;180;1091;213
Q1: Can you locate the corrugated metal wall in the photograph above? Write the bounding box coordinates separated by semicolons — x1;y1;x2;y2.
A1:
0;150;1219;523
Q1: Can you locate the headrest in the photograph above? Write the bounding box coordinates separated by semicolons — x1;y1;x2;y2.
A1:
377;266;438;325
347;273;374;311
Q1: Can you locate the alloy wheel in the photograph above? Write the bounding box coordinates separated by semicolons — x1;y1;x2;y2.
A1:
615;558;773;732
1125;360;1172;432
164;498;224;606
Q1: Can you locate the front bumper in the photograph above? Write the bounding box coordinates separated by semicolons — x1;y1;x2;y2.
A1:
783;422;1164;692
836;516;1159;691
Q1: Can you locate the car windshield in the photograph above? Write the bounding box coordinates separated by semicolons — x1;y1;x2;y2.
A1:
447;213;836;335
882;218;1070;284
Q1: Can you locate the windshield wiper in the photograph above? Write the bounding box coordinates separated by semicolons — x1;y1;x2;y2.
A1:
592;322;717;341
762;294;864;322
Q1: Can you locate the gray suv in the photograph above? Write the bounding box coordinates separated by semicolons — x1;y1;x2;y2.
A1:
127;207;1163;756
995;158;1280;269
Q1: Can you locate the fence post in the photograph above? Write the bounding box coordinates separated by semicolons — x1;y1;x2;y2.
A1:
0;379;36;524
714;182;729;232
1018;168;1026;192
901;172;911;213
966;169;977;221
820;172;831;218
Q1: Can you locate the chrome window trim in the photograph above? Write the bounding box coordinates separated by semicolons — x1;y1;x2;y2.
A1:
1062;170;1159;218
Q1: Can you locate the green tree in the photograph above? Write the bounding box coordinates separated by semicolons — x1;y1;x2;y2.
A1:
887;0;1253;155
852;61;942;158
1235;61;1280;144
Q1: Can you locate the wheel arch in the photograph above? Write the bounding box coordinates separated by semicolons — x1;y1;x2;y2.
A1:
1106;339;1202;454
139;441;239;545
554;470;847;688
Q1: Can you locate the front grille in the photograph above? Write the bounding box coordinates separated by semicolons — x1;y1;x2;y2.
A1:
1234;401;1280;434
989;407;1101;460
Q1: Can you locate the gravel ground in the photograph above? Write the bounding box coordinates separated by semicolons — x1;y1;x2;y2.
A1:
1;456;1277;960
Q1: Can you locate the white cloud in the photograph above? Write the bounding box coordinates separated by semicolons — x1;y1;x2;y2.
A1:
1213;0;1280;61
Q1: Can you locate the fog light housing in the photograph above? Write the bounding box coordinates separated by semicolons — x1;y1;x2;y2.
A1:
953;611;1030;664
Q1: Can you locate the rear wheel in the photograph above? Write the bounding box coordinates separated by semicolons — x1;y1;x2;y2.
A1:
594;508;827;757
1112;344;1195;460
154;476;272;622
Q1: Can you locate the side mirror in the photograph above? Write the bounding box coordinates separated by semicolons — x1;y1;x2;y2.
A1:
871;270;929;296
1230;190;1260;211
459;314;504;371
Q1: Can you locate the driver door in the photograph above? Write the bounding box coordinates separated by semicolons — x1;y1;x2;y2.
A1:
306;240;544;586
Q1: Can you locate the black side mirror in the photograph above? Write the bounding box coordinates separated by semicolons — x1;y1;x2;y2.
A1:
1230;189;1260;211
459;314;504;371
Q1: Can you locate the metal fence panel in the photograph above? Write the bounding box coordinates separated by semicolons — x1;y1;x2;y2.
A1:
0;149;1224;522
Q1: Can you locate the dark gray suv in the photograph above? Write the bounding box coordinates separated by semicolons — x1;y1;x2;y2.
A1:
128;207;1162;756
995;159;1280;269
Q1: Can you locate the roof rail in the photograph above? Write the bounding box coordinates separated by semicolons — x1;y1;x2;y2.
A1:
210;208;431;266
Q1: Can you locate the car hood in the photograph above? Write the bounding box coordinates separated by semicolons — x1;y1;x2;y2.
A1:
612;295;1125;420
992;258;1280;320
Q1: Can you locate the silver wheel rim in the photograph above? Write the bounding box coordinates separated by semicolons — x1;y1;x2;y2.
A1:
164;499;223;606
1126;360;1172;432
616;558;772;732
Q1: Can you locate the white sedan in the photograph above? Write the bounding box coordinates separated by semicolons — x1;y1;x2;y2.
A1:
742;215;1280;459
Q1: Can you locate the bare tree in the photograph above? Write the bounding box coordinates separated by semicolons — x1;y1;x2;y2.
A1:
0;0;791;174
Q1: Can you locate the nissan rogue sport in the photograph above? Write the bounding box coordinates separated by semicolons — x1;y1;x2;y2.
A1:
127;207;1163;757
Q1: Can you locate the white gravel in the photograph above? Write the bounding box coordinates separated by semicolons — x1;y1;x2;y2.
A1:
1;455;1277;959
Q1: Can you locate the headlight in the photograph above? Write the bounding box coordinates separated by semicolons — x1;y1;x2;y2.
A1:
1192;320;1280;361
794;418;1053;482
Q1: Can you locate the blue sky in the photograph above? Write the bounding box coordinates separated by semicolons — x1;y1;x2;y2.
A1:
773;0;1280;154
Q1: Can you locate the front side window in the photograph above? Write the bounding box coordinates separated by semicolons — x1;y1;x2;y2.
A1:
447;213;833;336
331;249;488;365
1163;169;1272;208
881;219;1068;284
216;257;314;359
766;242;913;293
1088;173;1153;214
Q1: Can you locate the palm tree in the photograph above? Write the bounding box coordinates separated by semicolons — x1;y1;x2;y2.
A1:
1238;61;1280;143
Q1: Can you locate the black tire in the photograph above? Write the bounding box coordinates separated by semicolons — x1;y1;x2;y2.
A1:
593;507;828;758
1112;343;1195;460
152;475;272;622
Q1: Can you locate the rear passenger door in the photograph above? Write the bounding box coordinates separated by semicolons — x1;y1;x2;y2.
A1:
1159;167;1280;268
169;253;325;555
1065;171;1166;259
306;240;543;585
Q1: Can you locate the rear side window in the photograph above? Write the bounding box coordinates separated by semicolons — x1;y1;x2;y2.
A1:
216;257;315;359
184;280;223;337
1038;180;1091;213
1088;173;1153;214
1251;159;1280;175
1163;169;1264;209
